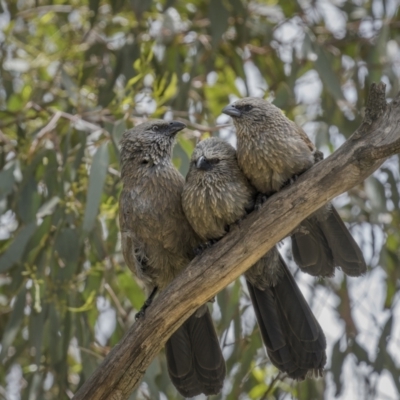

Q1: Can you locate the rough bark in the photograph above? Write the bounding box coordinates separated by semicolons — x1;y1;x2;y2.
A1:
73;83;400;400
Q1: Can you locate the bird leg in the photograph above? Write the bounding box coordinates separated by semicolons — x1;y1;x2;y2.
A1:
135;286;158;320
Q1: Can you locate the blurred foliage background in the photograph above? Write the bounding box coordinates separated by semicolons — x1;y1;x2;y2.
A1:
1;0;400;399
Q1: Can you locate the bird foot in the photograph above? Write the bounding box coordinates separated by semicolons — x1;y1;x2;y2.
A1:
135;287;157;320
194;238;220;256
313;149;324;163
135;309;146;321
224;215;246;233
254;192;269;210
282;174;301;189
135;299;152;320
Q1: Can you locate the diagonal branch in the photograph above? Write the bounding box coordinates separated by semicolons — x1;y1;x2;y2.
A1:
73;83;400;400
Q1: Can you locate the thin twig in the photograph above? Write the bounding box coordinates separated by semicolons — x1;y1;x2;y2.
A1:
104;283;127;319
17;5;73;17
175;117;231;132
78;347;104;360
260;372;286;400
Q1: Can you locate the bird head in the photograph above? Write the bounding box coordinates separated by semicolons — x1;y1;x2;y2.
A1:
187;137;239;182
120;120;186;170
222;97;284;135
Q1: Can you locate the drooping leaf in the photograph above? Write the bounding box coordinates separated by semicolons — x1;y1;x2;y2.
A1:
0;286;27;361
309;35;344;101
0;222;36;273
82;143;109;233
0;164;15;199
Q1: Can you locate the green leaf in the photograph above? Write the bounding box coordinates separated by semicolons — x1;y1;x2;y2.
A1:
249;382;268;399
0;222;37;273
272;82;292;109
330;338;346;396
26;371;43;400
383;167;400;209
82;143;109;233
308;34;344;101
61;68;78;106
7;94;23;112
76;314;99;378
365;176;387;213
110;119;126;160
352;341;370;364
209;0;229;47
89;0;100;25
173;142;190;177
0;286;27;361
55;227;80;264
17;179;41;223
127;74;143;87
37;196;60;218
29;305;47;365
0;164;15;199
117;270;145;310
68;290;96;312
113;119;127;144
47;305;63;367
367;24;389;86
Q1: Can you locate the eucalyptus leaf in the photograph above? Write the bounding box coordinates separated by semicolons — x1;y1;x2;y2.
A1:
0;286;27;361
82;143;109;233
2;1;400;398
0;164;15;199
0;222;36;273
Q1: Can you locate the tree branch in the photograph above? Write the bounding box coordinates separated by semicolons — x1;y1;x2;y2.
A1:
73;83;400;400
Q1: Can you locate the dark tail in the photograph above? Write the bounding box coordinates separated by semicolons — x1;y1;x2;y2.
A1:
165;309;226;397
247;256;326;380
292;206;366;277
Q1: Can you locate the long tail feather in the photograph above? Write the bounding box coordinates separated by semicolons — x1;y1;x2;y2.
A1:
166;309;226;397
247;256;326;380
292;206;366;277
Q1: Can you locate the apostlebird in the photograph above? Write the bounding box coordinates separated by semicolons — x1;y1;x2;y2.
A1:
119;120;225;397
222;98;366;277
182;137;326;380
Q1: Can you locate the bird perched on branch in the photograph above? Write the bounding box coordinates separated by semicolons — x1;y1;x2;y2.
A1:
182;137;326;380
119;120;225;397
222;98;366;278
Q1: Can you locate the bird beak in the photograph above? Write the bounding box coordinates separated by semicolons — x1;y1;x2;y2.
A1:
196;156;212;171
167;121;186;136
222;104;241;118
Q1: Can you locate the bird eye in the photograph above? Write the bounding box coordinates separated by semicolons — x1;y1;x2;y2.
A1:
243;105;253;112
141;160;149;165
210;158;220;164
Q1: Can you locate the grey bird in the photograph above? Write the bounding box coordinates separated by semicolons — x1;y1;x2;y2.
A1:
222;98;366;278
182;137;327;380
119;120;225;397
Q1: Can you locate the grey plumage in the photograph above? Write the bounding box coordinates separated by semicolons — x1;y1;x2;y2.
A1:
182;138;326;380
222;97;366;277
119;120;225;396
